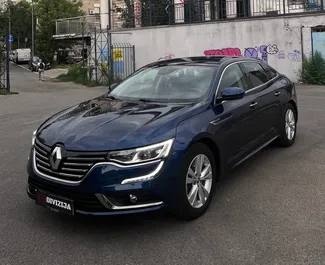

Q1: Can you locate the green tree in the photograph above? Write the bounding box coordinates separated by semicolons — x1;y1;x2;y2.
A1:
299;51;325;85
9;1;33;49
0;2;10;38
35;0;84;61
0;1;34;49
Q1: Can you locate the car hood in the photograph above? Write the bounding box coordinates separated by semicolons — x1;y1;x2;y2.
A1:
37;94;201;151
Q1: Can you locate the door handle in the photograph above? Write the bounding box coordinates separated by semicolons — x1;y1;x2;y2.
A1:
250;102;258;108
274;91;281;97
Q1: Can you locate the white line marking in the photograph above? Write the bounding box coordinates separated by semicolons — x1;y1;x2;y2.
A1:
24;117;46;125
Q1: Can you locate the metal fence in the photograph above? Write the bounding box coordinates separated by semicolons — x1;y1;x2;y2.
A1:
0;36;10;90
56;16;101;36
110;0;325;29
55;0;325;33
82;27;135;86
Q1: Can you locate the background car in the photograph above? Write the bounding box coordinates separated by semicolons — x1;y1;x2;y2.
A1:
28;56;51;71
57;49;83;64
14;48;31;64
26;56;298;220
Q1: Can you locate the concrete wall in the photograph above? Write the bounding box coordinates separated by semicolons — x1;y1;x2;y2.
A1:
111;14;325;82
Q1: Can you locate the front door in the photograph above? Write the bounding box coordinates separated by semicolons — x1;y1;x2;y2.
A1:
240;62;282;144
210;63;261;166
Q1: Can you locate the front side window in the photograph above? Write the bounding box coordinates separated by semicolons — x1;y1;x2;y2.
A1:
241;62;269;88
218;64;250;91
109;65;217;103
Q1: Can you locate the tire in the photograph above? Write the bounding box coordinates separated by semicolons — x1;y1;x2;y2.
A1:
171;142;217;220
275;103;297;147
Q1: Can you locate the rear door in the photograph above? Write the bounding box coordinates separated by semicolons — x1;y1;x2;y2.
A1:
240;61;282;145
211;63;261;165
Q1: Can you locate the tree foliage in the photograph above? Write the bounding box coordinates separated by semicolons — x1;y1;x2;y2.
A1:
298;51;325;85
0;1;33;49
1;0;84;61
10;1;34;49
35;0;84;60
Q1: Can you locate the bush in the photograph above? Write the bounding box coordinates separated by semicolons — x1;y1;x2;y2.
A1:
57;63;92;85
56;62;120;87
298;51;325;85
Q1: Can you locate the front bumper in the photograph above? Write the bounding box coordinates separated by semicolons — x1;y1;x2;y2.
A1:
26;147;182;216
26;180;164;216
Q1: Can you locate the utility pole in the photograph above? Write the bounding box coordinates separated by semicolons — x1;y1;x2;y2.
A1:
31;0;34;56
6;0;10;91
8;0;11;52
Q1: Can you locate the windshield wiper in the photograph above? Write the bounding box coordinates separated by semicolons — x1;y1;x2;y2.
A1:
107;95;118;100
137;98;155;102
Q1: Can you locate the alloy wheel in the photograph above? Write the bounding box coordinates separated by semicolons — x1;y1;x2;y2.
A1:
186;154;213;209
285;109;296;140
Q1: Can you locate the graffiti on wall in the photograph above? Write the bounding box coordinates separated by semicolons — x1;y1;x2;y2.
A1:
245;45;268;64
278;50;286;59
204;48;242;56
288;50;301;61
158;54;175;61
203;44;301;63
266;44;279;55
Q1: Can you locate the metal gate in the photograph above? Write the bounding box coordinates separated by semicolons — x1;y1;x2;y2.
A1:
0;35;10;90
86;27;135;85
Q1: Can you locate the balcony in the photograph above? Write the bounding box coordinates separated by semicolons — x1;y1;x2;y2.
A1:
55;0;325;36
110;0;325;28
55;15;101;37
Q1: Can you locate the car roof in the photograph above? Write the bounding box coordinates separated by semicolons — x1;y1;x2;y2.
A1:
144;56;261;68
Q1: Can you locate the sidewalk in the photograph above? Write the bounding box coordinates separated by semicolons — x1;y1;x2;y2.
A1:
44;68;68;79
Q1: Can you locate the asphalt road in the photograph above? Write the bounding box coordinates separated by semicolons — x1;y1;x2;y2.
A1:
0;65;325;265
14;62;68;79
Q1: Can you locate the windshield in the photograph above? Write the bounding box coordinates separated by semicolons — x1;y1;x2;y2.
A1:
109;65;217;103
68;51;79;56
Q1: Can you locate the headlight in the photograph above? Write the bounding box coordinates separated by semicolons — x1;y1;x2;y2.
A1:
32;130;37;146
107;138;174;164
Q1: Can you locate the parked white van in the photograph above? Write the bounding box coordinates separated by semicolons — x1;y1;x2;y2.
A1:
14;48;31;64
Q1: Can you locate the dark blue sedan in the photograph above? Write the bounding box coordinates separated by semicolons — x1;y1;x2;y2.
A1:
27;56;298;220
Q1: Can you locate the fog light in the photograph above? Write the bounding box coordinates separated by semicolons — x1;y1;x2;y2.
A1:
129;194;137;204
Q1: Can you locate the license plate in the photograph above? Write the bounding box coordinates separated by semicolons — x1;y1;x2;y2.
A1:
35;190;74;215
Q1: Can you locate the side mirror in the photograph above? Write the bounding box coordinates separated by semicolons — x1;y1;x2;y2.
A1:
109;83;117;90
220;87;245;101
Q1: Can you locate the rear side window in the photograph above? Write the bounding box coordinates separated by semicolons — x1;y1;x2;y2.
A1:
241;62;269;88
219;64;250;91
261;63;278;80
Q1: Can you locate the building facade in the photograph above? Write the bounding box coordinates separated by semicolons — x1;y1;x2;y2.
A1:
82;0;101;15
55;0;325;82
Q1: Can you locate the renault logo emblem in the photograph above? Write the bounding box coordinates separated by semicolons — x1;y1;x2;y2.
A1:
49;146;62;171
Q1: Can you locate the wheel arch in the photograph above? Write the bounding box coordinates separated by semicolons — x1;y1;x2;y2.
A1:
184;133;223;179
289;100;298;122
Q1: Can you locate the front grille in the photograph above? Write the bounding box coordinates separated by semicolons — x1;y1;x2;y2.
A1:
28;177;108;212
34;138;107;182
